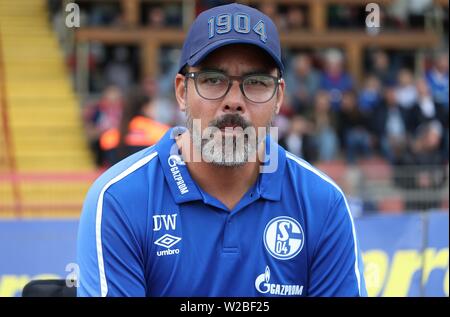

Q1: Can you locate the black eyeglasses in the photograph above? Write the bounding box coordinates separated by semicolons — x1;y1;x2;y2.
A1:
185;71;281;103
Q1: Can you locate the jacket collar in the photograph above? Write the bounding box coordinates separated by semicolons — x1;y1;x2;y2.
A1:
155;127;286;204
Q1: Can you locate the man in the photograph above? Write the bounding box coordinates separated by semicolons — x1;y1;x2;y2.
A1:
425;50;448;109
77;3;367;297
319;49;354;111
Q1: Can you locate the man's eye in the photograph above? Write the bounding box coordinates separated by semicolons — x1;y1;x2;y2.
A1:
201;76;224;85
247;78;269;87
207;77;222;84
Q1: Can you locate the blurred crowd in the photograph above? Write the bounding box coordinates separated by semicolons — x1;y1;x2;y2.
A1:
279;49;448;212
45;1;449;211
81;46;449;169
280;49;448;166
82;78;179;167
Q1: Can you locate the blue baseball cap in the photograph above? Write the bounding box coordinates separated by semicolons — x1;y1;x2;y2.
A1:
178;3;284;75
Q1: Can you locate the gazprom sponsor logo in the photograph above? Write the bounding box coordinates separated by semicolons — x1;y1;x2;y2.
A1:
255;266;303;296
167;154;189;195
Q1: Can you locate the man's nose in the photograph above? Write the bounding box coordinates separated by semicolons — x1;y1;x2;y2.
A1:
221;80;246;113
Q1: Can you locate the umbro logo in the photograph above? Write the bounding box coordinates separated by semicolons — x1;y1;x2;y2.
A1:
154;234;181;257
154;234;181;249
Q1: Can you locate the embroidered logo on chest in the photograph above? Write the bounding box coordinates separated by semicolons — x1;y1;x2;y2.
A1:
263;216;304;260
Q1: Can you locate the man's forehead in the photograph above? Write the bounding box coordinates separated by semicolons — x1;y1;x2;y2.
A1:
193;44;278;75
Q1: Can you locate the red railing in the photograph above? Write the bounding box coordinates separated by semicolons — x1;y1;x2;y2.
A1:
0;24;23;217
0;171;101;215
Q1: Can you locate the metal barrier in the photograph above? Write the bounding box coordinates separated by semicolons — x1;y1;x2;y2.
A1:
339;163;449;213
1;163;448;218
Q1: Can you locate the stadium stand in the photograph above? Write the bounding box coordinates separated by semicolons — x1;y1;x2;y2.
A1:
0;0;95;217
0;0;448;217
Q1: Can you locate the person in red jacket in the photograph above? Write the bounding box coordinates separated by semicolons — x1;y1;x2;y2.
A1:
100;87;169;166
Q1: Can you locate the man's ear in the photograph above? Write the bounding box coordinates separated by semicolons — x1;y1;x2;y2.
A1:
174;74;187;112
275;78;285;114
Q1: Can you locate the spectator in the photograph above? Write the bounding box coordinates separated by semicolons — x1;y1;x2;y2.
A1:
425;50;449;109
393;120;447;211
320;49;354;111
146;6;166;28
104;46;133;92
409;78;447;132
279;115;314;160
371;86;409;162
337;90;373;164
395;68;418;109
410;78;449;160
158;48;182;97
82;85;124;167
387;0;432;29
141;76;180;126
309;91;339;162
425;51;449;160
259;2;286;29
285;53;320;115
100;87;170;166
272;109;292;141
358;75;383;114
285;6;306;30
369;50;396;86
387;0;415;29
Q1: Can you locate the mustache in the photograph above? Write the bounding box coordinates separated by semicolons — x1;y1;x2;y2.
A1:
209;114;252;130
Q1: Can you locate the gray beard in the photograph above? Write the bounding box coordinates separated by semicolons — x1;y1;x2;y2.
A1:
201;132;255;167
185;109;274;167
